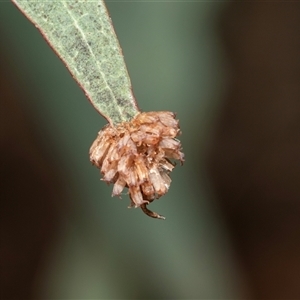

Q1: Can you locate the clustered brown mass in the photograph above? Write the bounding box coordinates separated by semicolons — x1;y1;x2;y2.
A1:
89;111;184;219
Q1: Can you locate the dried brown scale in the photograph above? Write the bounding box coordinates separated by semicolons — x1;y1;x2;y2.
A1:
89;111;184;219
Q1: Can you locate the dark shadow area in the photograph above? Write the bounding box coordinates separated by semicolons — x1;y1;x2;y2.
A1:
0;45;66;299
207;3;300;299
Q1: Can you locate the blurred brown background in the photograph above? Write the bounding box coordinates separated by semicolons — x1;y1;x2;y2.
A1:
1;1;300;299
208;3;300;299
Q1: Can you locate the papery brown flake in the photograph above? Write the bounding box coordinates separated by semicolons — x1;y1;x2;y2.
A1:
89;111;184;219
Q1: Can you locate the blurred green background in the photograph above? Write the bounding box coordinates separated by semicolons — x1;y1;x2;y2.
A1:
1;1;241;298
2;1;300;299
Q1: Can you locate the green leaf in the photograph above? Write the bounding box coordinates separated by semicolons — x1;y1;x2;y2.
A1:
12;0;140;125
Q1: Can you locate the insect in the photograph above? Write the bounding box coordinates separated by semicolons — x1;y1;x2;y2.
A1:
12;0;184;219
90;111;184;219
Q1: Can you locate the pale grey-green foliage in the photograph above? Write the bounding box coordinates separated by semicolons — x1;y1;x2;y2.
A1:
12;0;139;125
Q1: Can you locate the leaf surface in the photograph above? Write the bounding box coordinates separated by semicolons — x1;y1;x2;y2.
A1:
12;0;139;125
